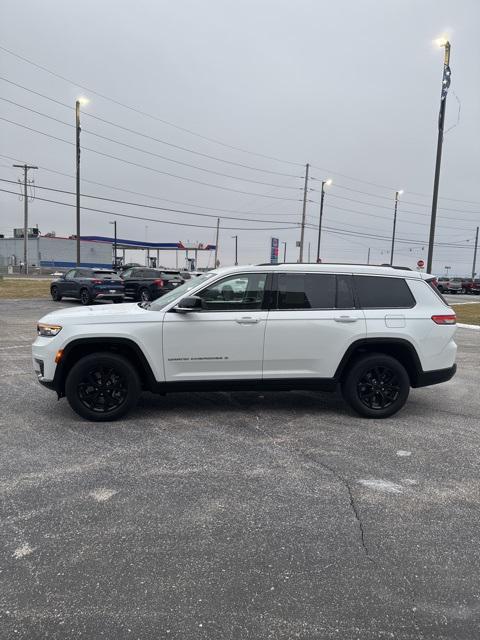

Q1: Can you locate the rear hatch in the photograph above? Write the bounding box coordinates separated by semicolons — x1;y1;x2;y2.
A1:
91;271;124;292
161;273;184;290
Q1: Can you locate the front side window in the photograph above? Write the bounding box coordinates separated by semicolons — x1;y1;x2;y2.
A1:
65;269;77;279
197;273;267;311
354;276;415;309
276;273;336;309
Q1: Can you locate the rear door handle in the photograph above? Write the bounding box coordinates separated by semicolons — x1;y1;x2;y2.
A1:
236;316;260;324
334;316;358;323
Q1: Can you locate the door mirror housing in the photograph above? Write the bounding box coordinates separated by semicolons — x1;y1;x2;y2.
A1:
175;296;203;313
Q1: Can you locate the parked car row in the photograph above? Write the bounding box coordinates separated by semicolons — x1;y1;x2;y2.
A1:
435;276;480;294
50;267;205;304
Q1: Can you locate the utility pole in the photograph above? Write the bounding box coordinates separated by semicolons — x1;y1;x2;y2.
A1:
13;163;37;275
231;235;238;265
472;226;479;279
307;242;311;263
75;100;81;266
316;179;332;262
427;39;452;273
282;241;287;262
110;221;117;268
214;218;220;267
298;163;310;262
367;247;371;264
390;190;403;265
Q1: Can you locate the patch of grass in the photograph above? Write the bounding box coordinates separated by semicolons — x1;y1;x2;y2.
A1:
452;303;480;326
0;278;51;299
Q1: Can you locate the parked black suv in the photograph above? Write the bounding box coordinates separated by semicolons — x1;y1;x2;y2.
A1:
121;268;184;301
50;268;125;304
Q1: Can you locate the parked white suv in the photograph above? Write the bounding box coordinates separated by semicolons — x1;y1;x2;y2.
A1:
32;264;457;421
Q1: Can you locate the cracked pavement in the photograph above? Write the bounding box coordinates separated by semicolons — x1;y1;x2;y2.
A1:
0;298;479;639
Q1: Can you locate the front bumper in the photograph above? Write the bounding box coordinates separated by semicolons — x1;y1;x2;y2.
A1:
413;363;457;388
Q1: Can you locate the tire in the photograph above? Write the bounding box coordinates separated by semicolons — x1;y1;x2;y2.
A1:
51;286;62;301
80;288;92;305
341;353;410;419
138;288;151;302
65;352;141;421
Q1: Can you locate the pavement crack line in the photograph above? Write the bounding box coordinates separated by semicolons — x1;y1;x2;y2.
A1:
249;418;424;639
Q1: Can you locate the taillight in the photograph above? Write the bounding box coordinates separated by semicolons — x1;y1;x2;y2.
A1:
431;314;456;325
153;279;164;287
431;277;438;287
91;279;103;285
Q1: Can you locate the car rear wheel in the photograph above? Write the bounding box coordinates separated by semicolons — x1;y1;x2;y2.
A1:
51;286;62;301
139;288;151;302
342;353;410;419
80;288;92;305
65;353;141;421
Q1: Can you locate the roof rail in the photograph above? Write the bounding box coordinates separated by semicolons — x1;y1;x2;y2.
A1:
255;262;412;270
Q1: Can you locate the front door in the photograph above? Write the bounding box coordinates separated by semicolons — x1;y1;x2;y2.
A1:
163;272;269;381
263;272;366;378
61;269;78;297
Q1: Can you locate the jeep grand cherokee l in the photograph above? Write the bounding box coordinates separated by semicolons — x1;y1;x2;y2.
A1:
33;264;457;422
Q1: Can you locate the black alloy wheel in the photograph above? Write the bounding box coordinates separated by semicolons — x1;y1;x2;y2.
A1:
80;288;92;305
342;353;410;418
65;353;141;421
51;286;62;301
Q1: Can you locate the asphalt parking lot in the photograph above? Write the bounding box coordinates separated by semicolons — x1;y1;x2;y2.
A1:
1;298;479;640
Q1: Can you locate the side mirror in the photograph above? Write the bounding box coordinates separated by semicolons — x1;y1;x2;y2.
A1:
175;296;203;313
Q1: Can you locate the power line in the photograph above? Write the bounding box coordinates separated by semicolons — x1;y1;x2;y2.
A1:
0;44;304;167
0;97;301;190
0;177;301;225
0;116;302;201
0;187;300;231
0;76;301;179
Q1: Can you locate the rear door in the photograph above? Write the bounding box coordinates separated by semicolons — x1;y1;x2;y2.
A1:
263;272;366;378
163;272;269;381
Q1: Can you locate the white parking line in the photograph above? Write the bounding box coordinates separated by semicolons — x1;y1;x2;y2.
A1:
457;323;480;331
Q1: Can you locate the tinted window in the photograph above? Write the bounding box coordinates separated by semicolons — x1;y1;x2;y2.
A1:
93;271;121;280
354;276;415;308
276;273;336;309
77;269;93;277
198;273;267;311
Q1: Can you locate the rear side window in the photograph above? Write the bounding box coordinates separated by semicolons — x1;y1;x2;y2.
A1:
276;273;336;309
353;276;415;309
427;278;449;305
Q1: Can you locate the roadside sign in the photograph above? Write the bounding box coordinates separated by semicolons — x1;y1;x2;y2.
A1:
417;259;425;268
270;237;279;264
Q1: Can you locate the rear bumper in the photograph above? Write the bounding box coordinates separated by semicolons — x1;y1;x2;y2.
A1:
413;363;457;388
93;292;124;300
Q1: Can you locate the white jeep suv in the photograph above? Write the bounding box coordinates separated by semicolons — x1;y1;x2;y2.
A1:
32;264;457;421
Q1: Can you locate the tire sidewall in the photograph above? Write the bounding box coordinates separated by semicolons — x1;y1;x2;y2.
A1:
342;354;410;419
80;288;92;305
51;286;61;301
139;288;151;302
65;353;141;421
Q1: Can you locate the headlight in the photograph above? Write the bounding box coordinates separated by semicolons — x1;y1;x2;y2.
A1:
37;323;62;337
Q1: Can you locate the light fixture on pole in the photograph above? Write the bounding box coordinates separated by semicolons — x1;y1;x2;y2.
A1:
109;221;117;269
231;235;238;265
390;190;403;265
427;37;451;273
316;178;332;263
75;96;89;266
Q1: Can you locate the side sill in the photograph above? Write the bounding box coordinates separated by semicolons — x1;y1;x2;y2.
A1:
149;378;337;394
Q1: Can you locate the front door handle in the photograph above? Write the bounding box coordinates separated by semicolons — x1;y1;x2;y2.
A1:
236;317;260;324
334;316;358;323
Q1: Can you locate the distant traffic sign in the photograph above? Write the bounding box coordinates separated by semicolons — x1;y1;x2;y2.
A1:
417;259;425;268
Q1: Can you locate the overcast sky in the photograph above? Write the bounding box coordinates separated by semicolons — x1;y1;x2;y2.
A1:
1;0;479;273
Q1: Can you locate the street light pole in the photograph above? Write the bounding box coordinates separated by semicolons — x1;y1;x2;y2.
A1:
75;100;81;266
298;163;310;263
282;241;287;263
316;179;332;263
427;39;452;273
390;190;403;265
231;235;238;265
472;226;479;279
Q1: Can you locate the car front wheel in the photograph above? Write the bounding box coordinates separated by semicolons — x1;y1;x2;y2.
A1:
342;354;410;418
51;286;62;301
80;288;92;305
65;353;141;421
139;288;151;302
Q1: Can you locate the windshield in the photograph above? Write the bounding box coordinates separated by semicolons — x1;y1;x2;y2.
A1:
149;272;216;310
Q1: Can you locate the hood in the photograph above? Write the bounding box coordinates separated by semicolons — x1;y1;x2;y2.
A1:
38;303;157;326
